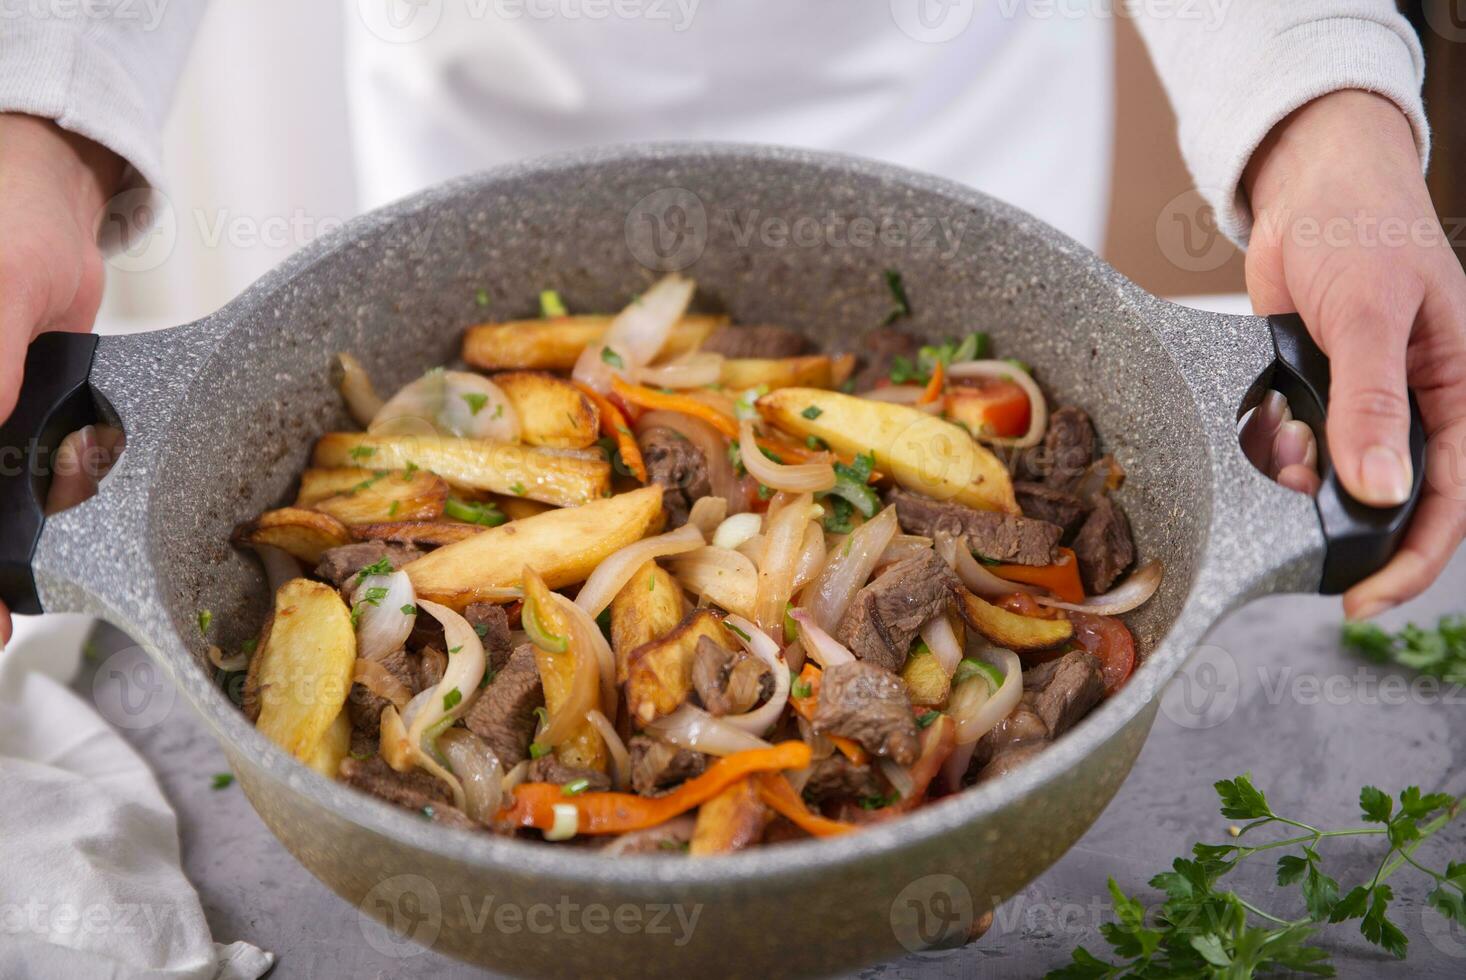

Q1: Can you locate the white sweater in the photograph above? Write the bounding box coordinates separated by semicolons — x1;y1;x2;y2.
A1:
0;1;1429;247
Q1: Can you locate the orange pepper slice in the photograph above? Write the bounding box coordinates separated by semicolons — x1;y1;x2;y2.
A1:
574;382;647;482
610;377;739;440
917;359;944;405
754;773;858;838
991;547;1085;604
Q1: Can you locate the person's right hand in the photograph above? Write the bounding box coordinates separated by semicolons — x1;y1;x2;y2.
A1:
0;113;124;648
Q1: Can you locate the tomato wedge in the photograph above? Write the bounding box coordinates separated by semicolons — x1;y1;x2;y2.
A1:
945;379;1030;439
1068;613;1136;694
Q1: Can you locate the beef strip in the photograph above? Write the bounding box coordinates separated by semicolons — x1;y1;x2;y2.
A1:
462;645;543;767
464;602;514;672
638;426;711;529
691;635;771;716
1014;482;1088;537
1030;406;1095;489
339;756;479;831
628;735;709;796
844;326;919;392
526;756;613;793
812;661;920;766
835;551;960;672
347;647;419;736
1071;495;1135;593
888;488;1061;566
701;324;809;359
315;541;424;588
800;753;882;804
970;650;1106;783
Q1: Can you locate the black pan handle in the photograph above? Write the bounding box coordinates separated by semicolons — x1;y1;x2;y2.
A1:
1264;313;1425;594
0;331;102;615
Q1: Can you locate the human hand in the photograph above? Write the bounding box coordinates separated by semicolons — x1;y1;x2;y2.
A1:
0;114;124;646
1242;90;1466;619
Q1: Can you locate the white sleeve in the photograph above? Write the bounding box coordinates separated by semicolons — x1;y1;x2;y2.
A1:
0;3;209;194
1132;0;1429;244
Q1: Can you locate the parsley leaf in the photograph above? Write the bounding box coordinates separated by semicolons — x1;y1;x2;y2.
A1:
461;392;489;415
881;269;910;326
600;346;624;369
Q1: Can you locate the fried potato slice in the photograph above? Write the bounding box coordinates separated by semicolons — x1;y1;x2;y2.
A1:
956;590;1074;651
312;433;610;508
495;495;557;521
493;371;600;449
522;571;607;773
626;608;733;725
757;387;1018;514
901;648;951;708
305;710;352;778
401;485;664;609
610;560;687;682
232;508;353;564
690;778;771;855
462;315;726;371
719;355;848;391
297;467;448;524
246;579;357;764
352;521;487;547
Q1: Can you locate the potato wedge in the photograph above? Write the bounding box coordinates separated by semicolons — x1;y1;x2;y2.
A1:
757;388;1018;514
462;315;726;371
233;508;353;564
665;546;757;620
306;710;352;778
312;433;610;508
611;560;687;682
957;590;1074;651
248;579;357;763
719;355;845;391
402;485;664;609
626;608;732;725
296;467;383;504
690;778;770;855
300;467;449;525
522;571;606;774
901;648;950;708
352;521;487;547
493;372;600;449
495;494;557;522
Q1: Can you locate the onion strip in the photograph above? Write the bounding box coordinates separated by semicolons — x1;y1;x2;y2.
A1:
945;360;1047;449
788;608;855;667
574;524;704;618
585;709;631;791
335;352;383;428
718;614;790;736
804;505;899;630
637;351;724;389
754;492;815;634
645;703;771;756
739;419;835;493
353;658;412;709
936;531;1041;598
918;613;963;676
1036;559;1163;616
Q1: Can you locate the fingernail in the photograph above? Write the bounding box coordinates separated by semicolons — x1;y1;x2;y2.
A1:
1256;390;1286;428
1360;445;1412;506
1273;421;1313;470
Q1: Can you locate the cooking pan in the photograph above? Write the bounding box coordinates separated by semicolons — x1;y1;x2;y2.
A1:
0;144;1424;977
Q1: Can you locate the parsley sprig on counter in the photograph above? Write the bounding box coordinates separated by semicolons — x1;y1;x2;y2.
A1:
1342;615;1466;683
1049;775;1464;979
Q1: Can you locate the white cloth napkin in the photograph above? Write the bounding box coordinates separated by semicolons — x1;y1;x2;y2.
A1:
0;618;273;979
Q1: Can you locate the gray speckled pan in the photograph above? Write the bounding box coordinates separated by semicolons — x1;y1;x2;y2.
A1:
9;145;1418;977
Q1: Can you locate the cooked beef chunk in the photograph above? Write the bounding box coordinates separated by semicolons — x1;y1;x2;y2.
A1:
974;701;1050;764
418;645;447;690
347;647;418;736
1033;406;1095;488
836;551;959;672
812;661;920;765
600;822;694;855
315;542;424;588
1014;482;1088;537
527;755;613;792
1071;495;1135;593
638;426;711;528
340;756;479;830
463;645;543;767
974;742;1046;783
888;488;1061;566
845;326;920;392
701;324;809;359
629;735;709;795
1023;651;1106;738
801;753;882;804
464;602;514;672
691;635;770;716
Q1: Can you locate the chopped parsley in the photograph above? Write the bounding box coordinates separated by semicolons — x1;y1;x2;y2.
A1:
421;805;437;820
210;772;234;790
402;460;420;478
473;623;490;638
475;288;490;308
479;668;497;690
821;495;855;534
859;791;900;811
400;604;417;616
881;269;911;326
529;742;552;760
349;445;376;461
790;675;813;700
461;392;489;416
197;610;213;636
448;645;463;655
539;289;568;318
818;451;879;520
801;405;824;420
916;710;941;729
600;346;625;369
388;500;400;517
725;621;751;643
759;445;783;464
891;331;990;385
562;778;591;796
444;497;508;527
443;688;462;711
805;435;827;451
649;572;657;592
726;442;746;476
509;482;527;497
493;403;504;420
756;483;775;501
356;557;393;582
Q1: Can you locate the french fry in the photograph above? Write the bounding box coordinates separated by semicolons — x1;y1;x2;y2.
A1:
625;608;733;725
462;315;726;371
306;710;352;778
610;560;687;682
957;589;1074;651
901;648;951;707
494;371;600;449
522;570;606;773
757;388;1018;514
312;433;610;508
232;508;353;564
494;494;557;521
402;485;664;608
690;778;770;855
298;467;448;524
719;355;842;391
352;521;487;547
246;579;356;764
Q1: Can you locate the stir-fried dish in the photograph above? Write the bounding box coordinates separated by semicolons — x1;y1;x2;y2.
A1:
222;273;1162;854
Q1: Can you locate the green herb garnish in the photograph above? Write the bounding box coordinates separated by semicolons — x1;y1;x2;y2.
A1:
475;288;490;308
355;557;393;582
1342;616;1466;683
783;602;797;644
881;269;910;326
197;610;213;636
529;742;552;760
916;710;941;729
725;621;751;643
805;435;827;451
859;791;899;811
444;497;508;527
601;346;625;369
562;778;591;797
540;289;568;318
443;688;462;711
211;772;234;790
401;604;417;616
801;405;824;420
349;445;376;461
509;482;527;496
462;392;489;416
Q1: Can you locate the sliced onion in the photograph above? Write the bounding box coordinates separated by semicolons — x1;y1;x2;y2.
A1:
943;740;979;792
645;703;771;757
1037;559;1163;616
637;351;724;389
804;505;899;630
879;534;933;566
718;614;790;735
712;512;762;551
738;419;835;493
879;757;916;800
353;658;412;709
919;613;963;676
575;524;704;618
734;533;765;563
936;531;1041;598
859;384;943;414
792;520;827;592
551;593;619;729
253;545;301;595
573;274;695;392
585;709;630;791
754;492;816;635
371;369;519;441
687;496;729;537
634;409;743;514
351;570;418;662
950;647;1022;746
667;546;758;619
788;608;855;667
1073;455;1127;504
501;759;531;794
380;701;466;809
601;816;696;856
407;601;487;752
945;361;1047;449
208;645;248;672
335;352;383;428
439;728;504;824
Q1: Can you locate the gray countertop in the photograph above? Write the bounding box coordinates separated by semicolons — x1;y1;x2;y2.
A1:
80;551;1466;979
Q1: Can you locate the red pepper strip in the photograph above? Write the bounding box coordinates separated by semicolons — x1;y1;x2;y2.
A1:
788;663;868;764
574;382;647;482
610;377;740;440
991;547;1085;604
917;359;944;405
497;741;811;835
754;773;858;838
844;715;957;824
